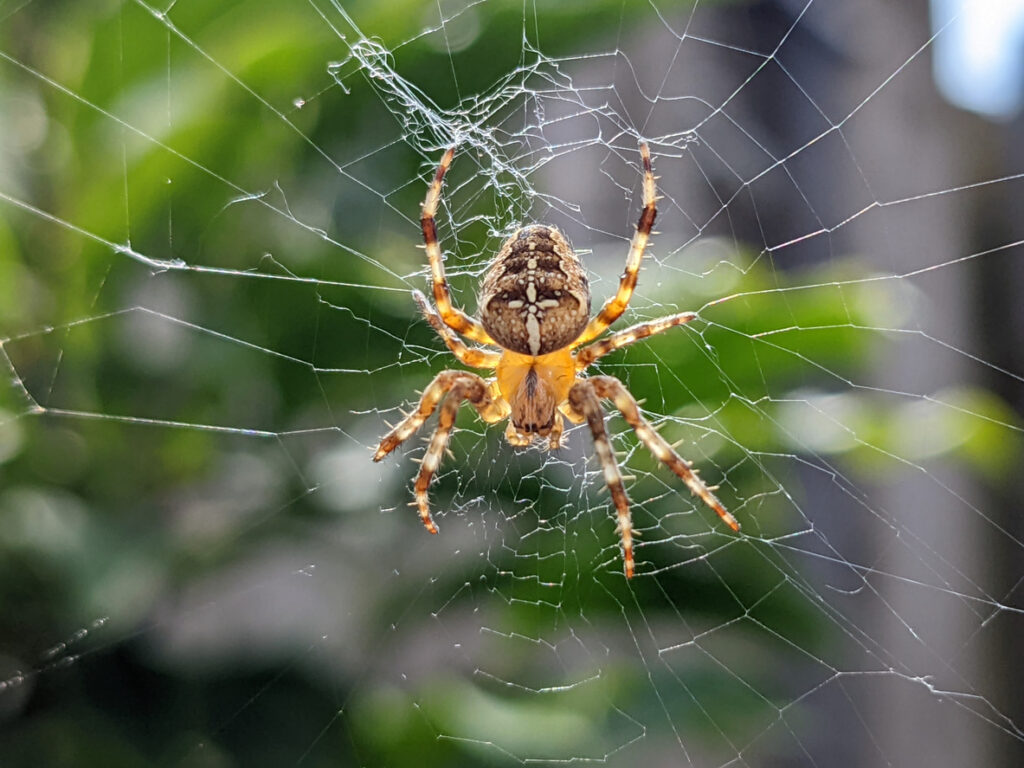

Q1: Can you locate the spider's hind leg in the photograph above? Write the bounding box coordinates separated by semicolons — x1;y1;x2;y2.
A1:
373;370;504;533
569;378;636;578
588;375;739;533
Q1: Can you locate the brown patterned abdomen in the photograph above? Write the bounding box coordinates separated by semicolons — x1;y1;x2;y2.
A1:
478;225;591;356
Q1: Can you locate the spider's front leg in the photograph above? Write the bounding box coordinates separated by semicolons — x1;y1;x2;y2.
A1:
421;148;495;345
574;142;658;347
374;370;504;532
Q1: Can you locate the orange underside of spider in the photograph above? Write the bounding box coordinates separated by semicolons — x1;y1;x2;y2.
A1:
373;142;739;578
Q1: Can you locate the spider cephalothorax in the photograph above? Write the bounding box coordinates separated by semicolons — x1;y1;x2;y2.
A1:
374;143;739;578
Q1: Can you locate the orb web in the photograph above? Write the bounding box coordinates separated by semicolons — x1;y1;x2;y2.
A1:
1;1;1022;766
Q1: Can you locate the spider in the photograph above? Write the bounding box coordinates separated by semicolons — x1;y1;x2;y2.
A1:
373;142;739;577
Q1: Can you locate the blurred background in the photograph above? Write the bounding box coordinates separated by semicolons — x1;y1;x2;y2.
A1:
1;0;1023;766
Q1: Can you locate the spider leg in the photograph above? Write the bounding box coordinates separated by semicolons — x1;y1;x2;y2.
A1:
412;375;503;533
568;378;636;578
573;142;657;347
588;375;740;532
373;370;503;464
421;147;496;345
575;311;697;371
559;401;586;425
412;290;500;369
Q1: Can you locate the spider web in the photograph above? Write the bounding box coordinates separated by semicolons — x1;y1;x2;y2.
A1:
2;1;1023;765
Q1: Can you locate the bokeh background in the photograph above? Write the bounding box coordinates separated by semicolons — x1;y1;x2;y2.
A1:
2;1;1023;766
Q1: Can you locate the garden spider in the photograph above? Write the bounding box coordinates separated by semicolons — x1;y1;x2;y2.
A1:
374;143;739;577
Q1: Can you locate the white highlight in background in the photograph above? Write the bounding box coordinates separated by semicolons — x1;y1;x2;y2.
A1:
931;0;1024;119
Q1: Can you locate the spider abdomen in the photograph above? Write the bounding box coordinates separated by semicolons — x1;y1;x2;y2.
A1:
478;225;591;356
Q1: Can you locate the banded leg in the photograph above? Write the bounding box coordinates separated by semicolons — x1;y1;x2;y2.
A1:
574;142;657;347
568;379;636;578
575;311;697;371
412;290;500;369
421;147;495;344
412;376;500;532
374;369;503;465
589;375;739;532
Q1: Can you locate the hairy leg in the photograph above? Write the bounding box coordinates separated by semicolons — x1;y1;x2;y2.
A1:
575;311;696;370
574;142;657;346
374;370;503;465
411;376;501;532
421;148;495;344
569;378;636;578
588;375;739;532
412;290;500;369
